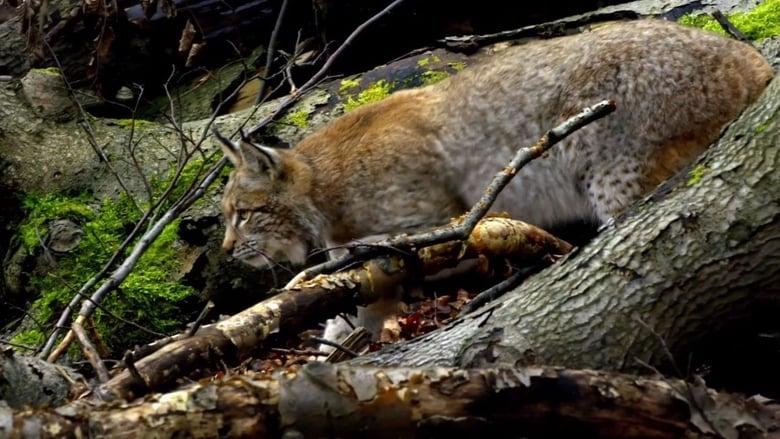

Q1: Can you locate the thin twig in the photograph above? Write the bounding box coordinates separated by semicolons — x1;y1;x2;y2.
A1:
711;10;752;45
287;100;616;286
42;40;142;214
254;0;289;104
123;350;148;391
187;300;215;336
324;326;371;363
124;87;155;204
270;347;329;357
0;339;37;351
72;321;110;383
307;336;360;358
127;333;188;361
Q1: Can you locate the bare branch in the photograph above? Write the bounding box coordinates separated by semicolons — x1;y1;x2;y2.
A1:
254;0;289;104
246;0;409;136
288;100;616;285
72;321;109;383
711;10;752;45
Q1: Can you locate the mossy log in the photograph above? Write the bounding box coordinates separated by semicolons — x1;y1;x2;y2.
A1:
5;363;779;438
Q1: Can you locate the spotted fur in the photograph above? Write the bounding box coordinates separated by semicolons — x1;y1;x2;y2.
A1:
217;19;773;349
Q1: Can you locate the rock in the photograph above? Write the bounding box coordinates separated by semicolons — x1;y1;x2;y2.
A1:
20;68;77;122
45;219;83;254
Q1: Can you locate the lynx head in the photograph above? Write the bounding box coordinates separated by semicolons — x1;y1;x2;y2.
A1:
214;129;323;269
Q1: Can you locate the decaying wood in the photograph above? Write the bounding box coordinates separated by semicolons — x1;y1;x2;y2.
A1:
6;363;778;438
95;217;570;401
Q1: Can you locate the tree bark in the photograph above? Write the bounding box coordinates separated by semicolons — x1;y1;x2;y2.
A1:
4;363;778;439
350;76;780;372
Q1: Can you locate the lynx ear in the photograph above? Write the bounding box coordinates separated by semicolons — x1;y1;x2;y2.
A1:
212;127;242;166
239;129;282;177
239;141;282;177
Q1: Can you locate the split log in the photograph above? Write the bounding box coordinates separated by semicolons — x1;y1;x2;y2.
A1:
95;217;570;401
5;363;779;438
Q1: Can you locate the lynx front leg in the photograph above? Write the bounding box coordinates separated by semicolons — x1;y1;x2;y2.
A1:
316;233;399;353
320;299;401;354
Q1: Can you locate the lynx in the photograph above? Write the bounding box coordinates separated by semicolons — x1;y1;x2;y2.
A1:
216;19;773;349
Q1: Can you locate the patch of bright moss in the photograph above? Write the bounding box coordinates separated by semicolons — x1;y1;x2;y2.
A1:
14;173;202;353
339;78;362;94
10;330;44;350
448;61;467;72
280;110;310;129
115;119;156;130
343;80;394;112
755;121;770;133
687;164;709;186
678;0;780;41
30;67;63;77
416;55;441;68
421;70;450;86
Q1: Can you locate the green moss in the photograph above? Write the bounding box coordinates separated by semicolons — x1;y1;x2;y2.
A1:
10;330;44;350
29;67;63;77
755;122;770;133
687;164;709;186
339;78;362;93
343;80;394;112
114;119;156;130
448;61;467;72
280;110;310;129
678;0;780;40
421;70;450;86
15;168;203;353
678;14;723;35
416;55;441;68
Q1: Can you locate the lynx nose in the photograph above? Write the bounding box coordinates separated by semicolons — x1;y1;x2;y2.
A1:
222;229;237;253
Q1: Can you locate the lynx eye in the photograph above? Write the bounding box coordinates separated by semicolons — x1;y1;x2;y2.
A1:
237;209;252;222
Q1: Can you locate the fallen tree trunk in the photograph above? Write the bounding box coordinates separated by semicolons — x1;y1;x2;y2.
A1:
351;76;780;372
4;363;777;438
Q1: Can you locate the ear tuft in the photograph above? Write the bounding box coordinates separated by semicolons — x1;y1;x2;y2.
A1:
212;127;242;166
